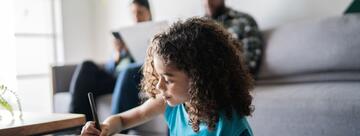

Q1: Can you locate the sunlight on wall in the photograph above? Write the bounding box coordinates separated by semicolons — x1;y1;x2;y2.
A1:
0;0;17;90
0;0;22;116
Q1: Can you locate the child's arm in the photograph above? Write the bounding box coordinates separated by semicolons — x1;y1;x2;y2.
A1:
101;96;165;135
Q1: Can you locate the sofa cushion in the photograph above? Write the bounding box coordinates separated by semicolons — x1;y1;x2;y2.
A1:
258;13;360;82
257;71;360;84
53;92;113;119
249;82;360;136
53;92;71;113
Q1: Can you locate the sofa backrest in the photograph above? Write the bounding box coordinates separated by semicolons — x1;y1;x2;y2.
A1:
258;13;360;83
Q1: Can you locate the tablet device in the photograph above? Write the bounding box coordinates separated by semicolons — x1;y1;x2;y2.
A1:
88;92;101;130
112;21;168;63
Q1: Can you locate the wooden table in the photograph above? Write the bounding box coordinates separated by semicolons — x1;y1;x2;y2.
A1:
0;112;85;135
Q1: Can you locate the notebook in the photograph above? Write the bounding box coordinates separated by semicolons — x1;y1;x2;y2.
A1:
112;21;168;63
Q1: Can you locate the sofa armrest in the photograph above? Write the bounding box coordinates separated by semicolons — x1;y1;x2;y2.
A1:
51;64;77;94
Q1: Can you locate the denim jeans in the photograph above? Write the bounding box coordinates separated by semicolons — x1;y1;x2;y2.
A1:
111;63;143;114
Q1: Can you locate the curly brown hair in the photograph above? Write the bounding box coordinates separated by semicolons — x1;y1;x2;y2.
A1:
141;17;254;132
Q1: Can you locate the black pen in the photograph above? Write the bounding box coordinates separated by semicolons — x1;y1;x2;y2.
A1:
88;92;101;131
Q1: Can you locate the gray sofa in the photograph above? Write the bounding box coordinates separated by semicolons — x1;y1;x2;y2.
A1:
249;13;360;136
52;13;360;136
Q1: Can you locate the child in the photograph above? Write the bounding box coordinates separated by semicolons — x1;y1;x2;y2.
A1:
81;17;254;136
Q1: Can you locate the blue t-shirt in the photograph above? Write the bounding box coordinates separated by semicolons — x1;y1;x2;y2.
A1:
164;104;253;136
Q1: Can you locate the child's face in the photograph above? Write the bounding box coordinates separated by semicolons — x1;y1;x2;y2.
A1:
153;55;191;107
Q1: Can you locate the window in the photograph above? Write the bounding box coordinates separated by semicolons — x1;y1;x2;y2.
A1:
14;0;62;112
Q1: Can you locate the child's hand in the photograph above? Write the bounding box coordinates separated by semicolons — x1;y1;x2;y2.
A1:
81;121;110;136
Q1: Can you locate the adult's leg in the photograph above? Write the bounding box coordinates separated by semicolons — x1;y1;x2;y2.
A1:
111;63;143;114
69;61;115;121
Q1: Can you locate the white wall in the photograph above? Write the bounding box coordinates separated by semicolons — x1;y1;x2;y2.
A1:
61;0;137;63
151;0;204;23
92;0;135;62
226;0;353;29
61;0;353;64
61;0;95;64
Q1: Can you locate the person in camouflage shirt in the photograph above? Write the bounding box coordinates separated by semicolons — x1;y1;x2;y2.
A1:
203;0;263;76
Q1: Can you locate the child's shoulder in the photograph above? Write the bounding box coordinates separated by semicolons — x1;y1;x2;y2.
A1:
217;110;253;135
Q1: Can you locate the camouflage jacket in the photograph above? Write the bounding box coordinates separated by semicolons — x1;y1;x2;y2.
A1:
210;8;263;76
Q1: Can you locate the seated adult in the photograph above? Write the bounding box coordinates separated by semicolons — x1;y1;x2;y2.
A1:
69;0;151;121
111;0;152;114
203;0;263;76
69;39;133;121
